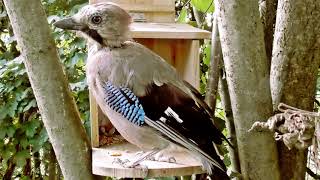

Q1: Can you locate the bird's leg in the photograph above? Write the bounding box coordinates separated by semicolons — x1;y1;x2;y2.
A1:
112;158;130;166
112;149;160;168
153;152;176;163
154;152;177;163
125;149;160;168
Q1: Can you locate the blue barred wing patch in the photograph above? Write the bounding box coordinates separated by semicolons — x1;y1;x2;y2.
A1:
103;82;145;126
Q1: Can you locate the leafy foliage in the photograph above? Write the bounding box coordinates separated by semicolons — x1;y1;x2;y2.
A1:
0;0;86;178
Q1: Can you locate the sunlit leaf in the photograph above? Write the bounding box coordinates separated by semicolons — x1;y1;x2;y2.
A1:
177;7;188;23
203;44;211;66
2;149;12;161
191;0;214;13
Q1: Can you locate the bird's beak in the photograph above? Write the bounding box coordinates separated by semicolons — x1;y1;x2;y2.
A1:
53;17;86;31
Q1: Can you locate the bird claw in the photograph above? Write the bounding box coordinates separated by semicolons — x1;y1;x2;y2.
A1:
135;151;145;156
112;157;148;172
112;158;130;166
154;153;176;163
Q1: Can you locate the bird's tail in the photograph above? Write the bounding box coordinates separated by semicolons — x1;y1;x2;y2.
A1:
200;155;230;180
209;170;230;180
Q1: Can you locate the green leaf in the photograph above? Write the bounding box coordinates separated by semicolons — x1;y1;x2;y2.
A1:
21;177;30;180
2;149;12;161
20;138;29;149
6;126;15;137
0;128;5;139
14;150;30;167
38;128;49;145
0;107;7;121
23;99;37;112
7;100;18;118
177;7;188;23
203;44;211;66
25;119;40;137
191;0;214;13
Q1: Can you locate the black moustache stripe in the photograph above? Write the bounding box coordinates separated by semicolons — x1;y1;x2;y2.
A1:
82;27;103;44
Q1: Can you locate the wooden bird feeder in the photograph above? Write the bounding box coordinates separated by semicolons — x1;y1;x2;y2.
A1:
88;0;211;178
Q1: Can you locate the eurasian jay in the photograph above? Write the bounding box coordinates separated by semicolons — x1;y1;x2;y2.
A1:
54;2;229;179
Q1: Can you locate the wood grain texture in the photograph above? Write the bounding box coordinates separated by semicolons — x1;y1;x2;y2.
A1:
131;23;211;39
175;40;200;89
92;142;205;178
135;39;200;89
90;0;175;22
90;92;99;147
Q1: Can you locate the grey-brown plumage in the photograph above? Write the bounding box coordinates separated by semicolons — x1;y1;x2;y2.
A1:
54;3;229;179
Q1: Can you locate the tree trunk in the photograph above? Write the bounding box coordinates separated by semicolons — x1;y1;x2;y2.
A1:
3;1;101;179
270;0;320;179
48;146;57;180
215;1;280;179
33;151;41;179
259;0;278;64
23;155;31;177
205;17;221;111
3;158;16;180
218;70;240;175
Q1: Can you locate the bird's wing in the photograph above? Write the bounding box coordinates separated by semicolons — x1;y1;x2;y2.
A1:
101;80;226;172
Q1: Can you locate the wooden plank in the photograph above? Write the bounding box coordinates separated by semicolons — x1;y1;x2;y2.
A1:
131;23;211;39
142;12;175;23
135;38;200;89
111;4;174;12
92;141;204;178
90;0;175;22
90;92;99;147
93;0;175;8
174;40;200;89
135;39;174;65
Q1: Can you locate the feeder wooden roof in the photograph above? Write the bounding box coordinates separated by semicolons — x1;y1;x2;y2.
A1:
130;23;211;39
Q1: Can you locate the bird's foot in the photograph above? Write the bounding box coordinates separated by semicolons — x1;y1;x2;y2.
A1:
134;151;145;156
112;158;130;166
112;150;159;169
154;153;176;163
112;157;148;173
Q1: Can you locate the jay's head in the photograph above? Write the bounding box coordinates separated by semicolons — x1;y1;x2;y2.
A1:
54;2;131;47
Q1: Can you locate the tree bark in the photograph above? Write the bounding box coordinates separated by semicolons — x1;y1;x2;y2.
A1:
48;146;57;180
23;153;31;177
259;0;278;64
270;0;320;179
205;17;221;111
33;151;41;179
3;158;16;180
192;7;204;28
215;1;280;179
218;71;240;175
3;1;101;179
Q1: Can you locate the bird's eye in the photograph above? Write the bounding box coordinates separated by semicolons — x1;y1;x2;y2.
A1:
91;15;102;24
